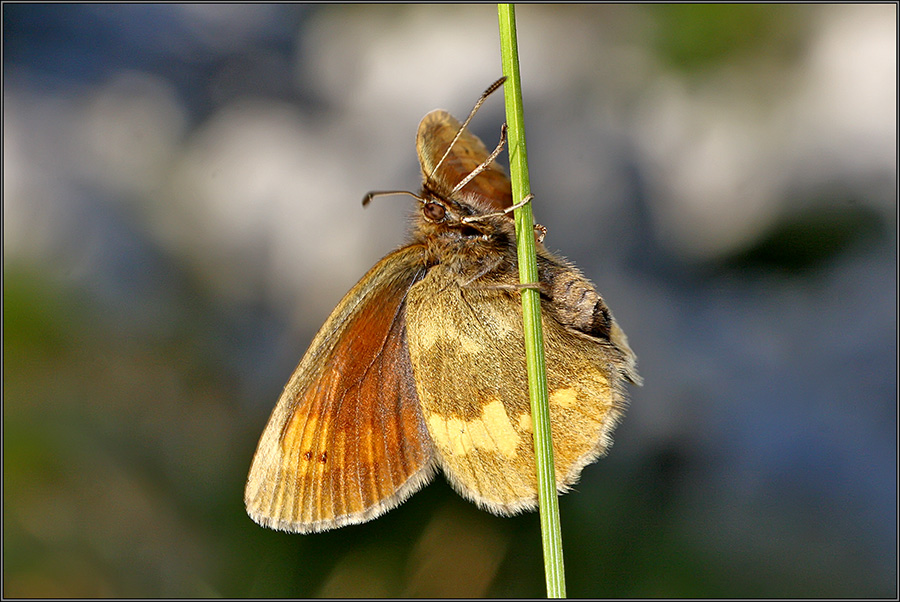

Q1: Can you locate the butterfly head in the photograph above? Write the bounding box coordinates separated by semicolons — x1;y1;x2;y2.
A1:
415;186;517;248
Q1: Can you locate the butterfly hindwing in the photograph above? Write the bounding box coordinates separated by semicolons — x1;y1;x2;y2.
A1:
403;263;630;514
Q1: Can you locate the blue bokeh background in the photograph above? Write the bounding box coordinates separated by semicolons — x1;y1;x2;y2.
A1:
4;4;896;597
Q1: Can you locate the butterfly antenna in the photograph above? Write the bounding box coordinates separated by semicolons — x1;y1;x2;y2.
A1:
362;190;425;207
451;123;507;196
462;193;534;223
425;76;507;186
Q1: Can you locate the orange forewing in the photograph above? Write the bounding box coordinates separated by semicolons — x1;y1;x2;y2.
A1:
245;245;435;533
416;109;514;212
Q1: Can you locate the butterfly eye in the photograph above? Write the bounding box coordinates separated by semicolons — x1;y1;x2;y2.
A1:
423;202;446;222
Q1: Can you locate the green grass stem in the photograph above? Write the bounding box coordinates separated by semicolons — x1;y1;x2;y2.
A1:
497;4;567;598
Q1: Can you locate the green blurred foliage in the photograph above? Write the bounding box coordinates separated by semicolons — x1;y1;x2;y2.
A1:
4;264;245;596
2;264;548;597
647;4;807;73
720;201;887;275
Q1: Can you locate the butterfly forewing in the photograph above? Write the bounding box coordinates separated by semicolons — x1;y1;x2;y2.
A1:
416;110;514;211
245;245;436;533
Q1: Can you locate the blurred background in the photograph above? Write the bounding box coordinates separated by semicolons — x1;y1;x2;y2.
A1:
3;4;896;598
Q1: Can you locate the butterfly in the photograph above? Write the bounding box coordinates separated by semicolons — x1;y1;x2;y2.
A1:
245;77;641;533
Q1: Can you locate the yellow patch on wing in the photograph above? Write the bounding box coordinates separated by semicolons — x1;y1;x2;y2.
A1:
549;387;578;408
414;321;440;351
411;322;481;354
585;367;610;389
427;398;520;457
458;332;483;354
486;305;518;338
280;412;329;475
481;400;519;455
281;413;314;454
517;412;533;433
